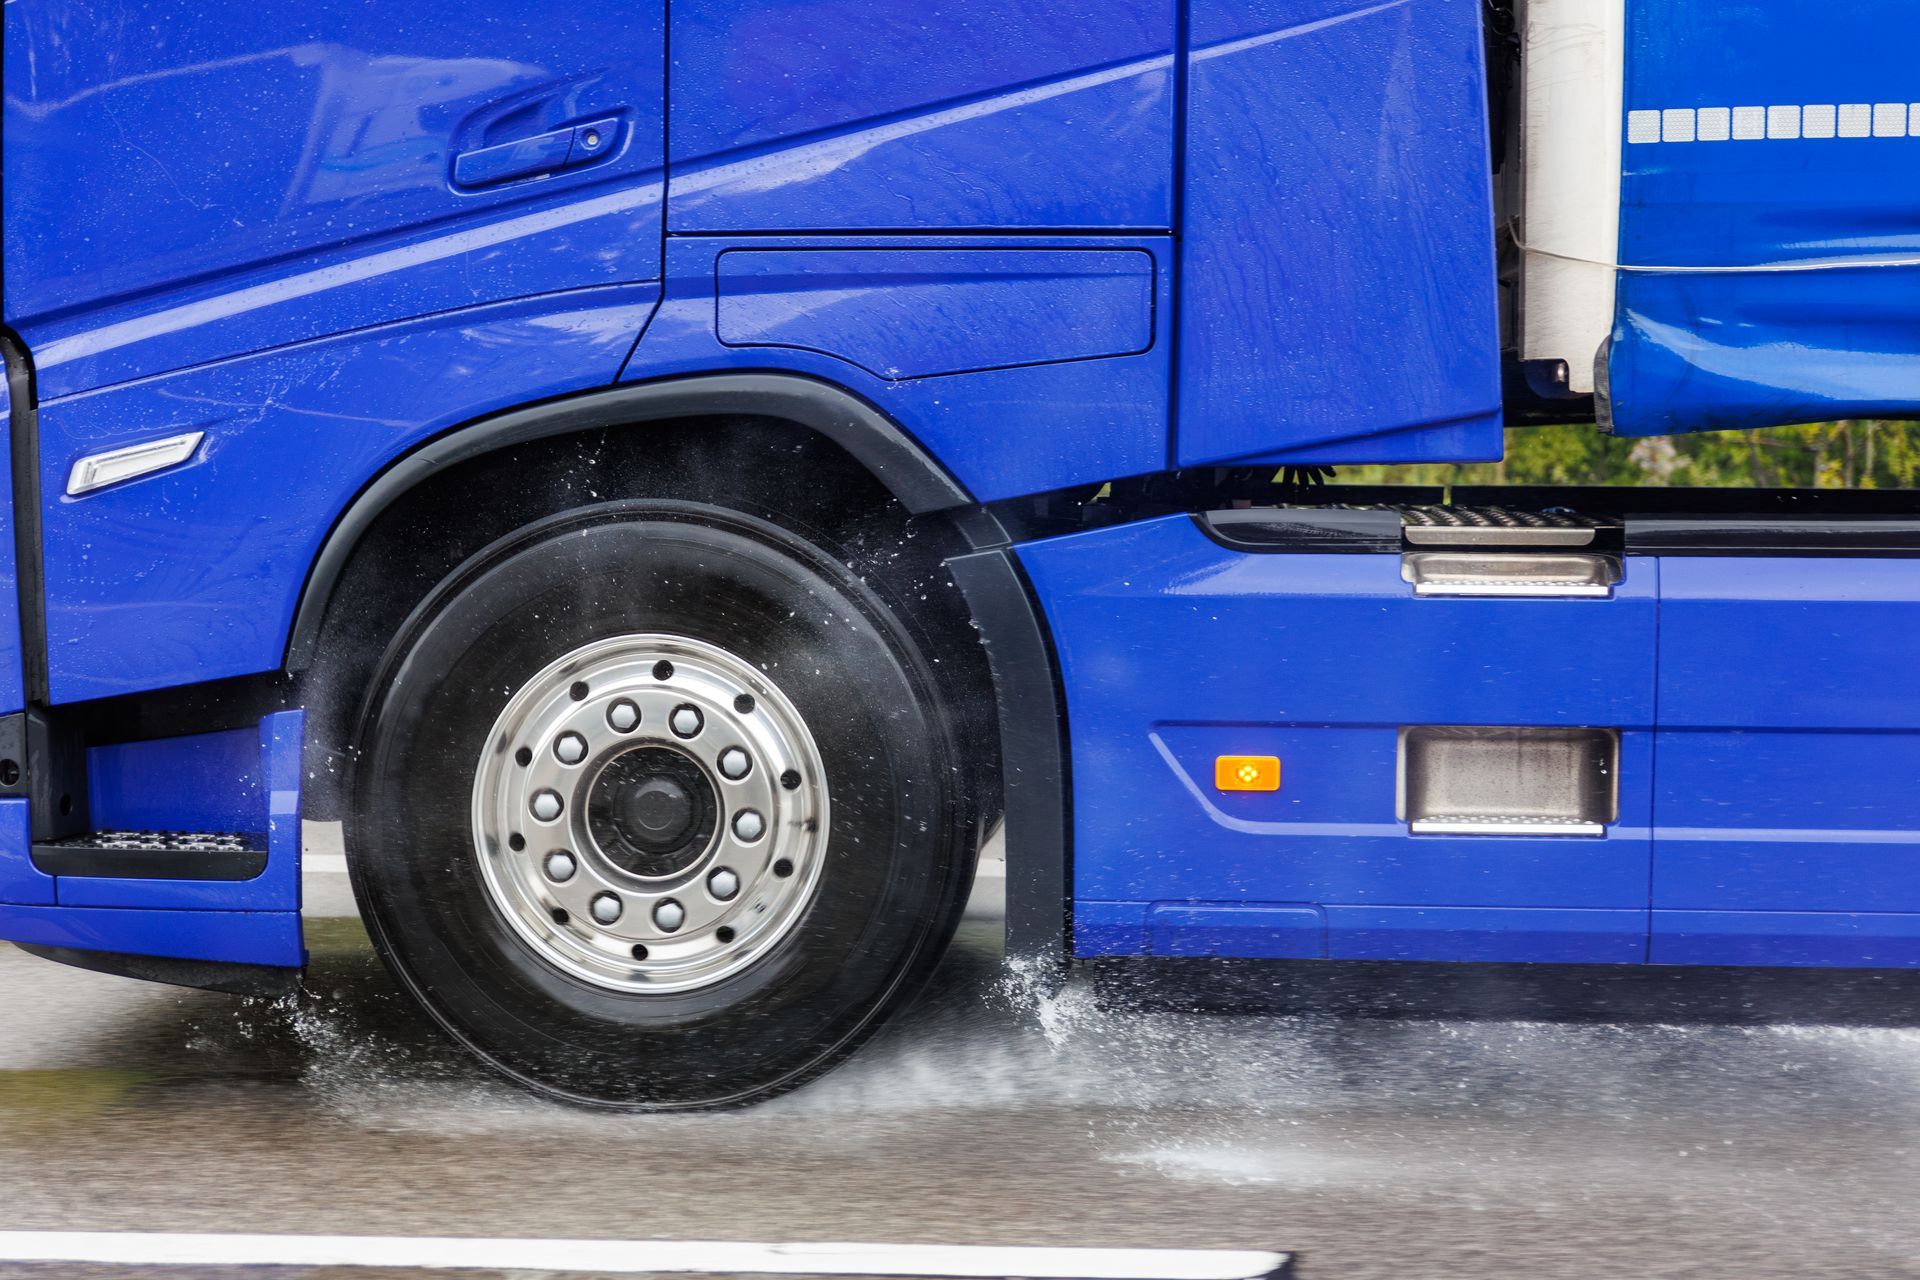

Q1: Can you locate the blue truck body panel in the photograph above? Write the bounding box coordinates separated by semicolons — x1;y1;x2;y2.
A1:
1177;0;1503;468
4;0;666;404
35;288;656;704
1019;516;1658;963
622;235;1173;502
1024;519;1920;967
0;711;304;964
715;249;1157;380
57;714;305;914
0;906;303;968
1648;558;1920;968
0;801;51;907
1609;0;1920;437
1;0;1918;981
667;0;1177;233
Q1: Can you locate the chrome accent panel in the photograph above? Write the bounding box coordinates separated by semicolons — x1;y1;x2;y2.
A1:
1399;504;1603;547
1399;726;1619;835
1402;551;1621;597
65;431;204;496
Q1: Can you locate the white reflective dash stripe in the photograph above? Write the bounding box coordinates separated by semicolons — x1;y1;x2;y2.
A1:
1629;99;1919;142
0;1235;1294;1280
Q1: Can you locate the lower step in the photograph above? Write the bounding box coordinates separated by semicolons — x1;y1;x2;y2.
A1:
32;830;268;881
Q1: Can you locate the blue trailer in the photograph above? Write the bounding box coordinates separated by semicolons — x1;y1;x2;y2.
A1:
0;0;1916;1105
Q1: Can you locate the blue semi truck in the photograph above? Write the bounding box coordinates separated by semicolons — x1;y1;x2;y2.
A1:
1;0;1917;1106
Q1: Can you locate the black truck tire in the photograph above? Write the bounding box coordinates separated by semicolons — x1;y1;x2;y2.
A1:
346;499;978;1108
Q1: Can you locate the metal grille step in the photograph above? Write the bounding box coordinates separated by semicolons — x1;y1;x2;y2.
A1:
31;830;268;881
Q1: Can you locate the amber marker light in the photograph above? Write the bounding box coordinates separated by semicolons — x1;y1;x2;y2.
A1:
1214;755;1281;792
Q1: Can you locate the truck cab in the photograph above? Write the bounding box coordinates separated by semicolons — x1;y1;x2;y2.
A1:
1;0;1916;1106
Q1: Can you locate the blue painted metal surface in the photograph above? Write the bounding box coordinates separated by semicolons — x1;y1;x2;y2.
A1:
1176;0;1502;467
1148;903;1325;959
59;711;304;913
0;711;303;963
1650;558;1920;968
667;0;1175;232
87;729;263;836
625;235;1171;503
716;249;1156;379
1324;907;1647;965
0;906;303;968
1609;268;1920;437
1609;0;1920;436
0;800;53;907
3;0;666;401
1018;516;1657;963
1650;911;1920;970
36;289;655;704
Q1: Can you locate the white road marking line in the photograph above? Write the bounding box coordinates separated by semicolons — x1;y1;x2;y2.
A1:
0;1235;1291;1279
302;853;350;875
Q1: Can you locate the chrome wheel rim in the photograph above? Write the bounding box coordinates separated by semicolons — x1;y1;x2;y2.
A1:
472;634;828;994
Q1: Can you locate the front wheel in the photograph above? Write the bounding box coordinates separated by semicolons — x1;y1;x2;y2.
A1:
348;500;979;1108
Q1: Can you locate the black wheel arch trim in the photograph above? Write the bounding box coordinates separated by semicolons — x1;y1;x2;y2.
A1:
284;371;983;671
946;547;1071;982
15;943;302;998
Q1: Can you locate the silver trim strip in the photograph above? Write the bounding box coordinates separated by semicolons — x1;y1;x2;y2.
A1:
1403;525;1597;548
65;431;204;496
0;1234;1293;1279
1412;819;1606;837
1402;551;1621;598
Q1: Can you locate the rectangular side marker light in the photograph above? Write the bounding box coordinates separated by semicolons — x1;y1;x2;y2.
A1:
1215;755;1280;792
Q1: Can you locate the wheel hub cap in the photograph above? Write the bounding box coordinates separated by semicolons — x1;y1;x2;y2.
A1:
472;634;829;994
588;747;716;878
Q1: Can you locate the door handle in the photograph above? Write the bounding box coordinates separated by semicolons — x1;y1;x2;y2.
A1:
453;116;622;189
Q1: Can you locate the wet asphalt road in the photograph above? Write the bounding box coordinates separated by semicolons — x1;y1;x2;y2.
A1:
2;835;1920;1280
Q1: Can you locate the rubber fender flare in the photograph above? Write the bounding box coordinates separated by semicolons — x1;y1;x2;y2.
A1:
285;371;979;671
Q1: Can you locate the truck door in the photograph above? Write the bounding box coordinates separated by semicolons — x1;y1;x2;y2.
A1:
4;0;666;401
3;0;667;705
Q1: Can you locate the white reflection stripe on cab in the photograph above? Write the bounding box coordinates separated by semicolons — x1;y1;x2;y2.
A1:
0;1234;1294;1280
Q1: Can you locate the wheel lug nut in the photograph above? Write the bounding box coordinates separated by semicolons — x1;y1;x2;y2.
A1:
590;892;623;925
530;789;564;822
731;809;765;842
670;705;703;738
544;851;577;883
653;898;685;932
708;867;740;900
718;747;751;780
607;699;640;732
554;732;588;765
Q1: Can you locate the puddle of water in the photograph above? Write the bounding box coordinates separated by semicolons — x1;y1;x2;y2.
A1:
0;1069;151;1138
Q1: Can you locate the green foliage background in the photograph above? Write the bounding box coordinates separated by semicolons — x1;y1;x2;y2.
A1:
1343;421;1920;489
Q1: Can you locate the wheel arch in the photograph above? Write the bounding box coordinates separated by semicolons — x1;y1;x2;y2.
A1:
285;368;1072;978
285;371;979;672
